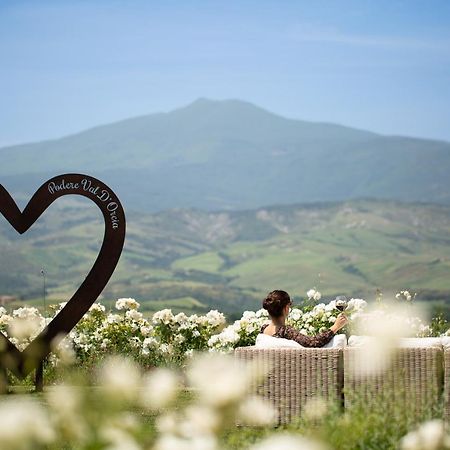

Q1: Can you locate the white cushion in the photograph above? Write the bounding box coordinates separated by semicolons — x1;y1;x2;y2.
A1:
348;335;373;347
348;335;443;348
398;337;442;348
323;334;347;348
255;333;303;348
440;336;450;350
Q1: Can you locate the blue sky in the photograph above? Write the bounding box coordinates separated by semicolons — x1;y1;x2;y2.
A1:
1;0;449;146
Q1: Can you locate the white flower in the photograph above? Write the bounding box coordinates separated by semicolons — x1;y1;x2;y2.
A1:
140;325;153;336
313;291;322;301
115;298;140;311
249;434;330;450
141;368;179;409
125;309;143;322
50;334;76;366
89;303;106;313
0;314;12;326
255;309;269;318
174;312;188;324
307;289;317;299
184;405;220;434
237;396;276;426
0;397;55;448
8;314;45;343
400;419;449;450
205;310;226;327
208;324;240;350
160;343;173;355
99;426;141;450
106;313;122;324
187;353;262;407
154;434;218;450
152;309;174;325
99;356;141;402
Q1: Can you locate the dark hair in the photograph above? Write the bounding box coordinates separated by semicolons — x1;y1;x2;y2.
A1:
263;290;291;317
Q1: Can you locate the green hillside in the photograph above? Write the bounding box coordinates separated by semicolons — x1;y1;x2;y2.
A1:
0;199;449;317
1;99;450;212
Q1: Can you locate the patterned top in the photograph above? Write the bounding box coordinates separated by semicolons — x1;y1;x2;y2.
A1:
260;324;335;348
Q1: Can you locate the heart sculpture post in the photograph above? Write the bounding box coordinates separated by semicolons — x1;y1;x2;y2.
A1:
0;174;126;387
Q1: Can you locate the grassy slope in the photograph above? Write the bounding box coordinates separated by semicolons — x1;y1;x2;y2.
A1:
1;199;450;316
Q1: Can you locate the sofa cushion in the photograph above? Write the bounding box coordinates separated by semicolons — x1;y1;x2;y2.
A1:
323;334;347;348
398;337;443;348
255;333;303;348
441;336;450;350
255;333;346;349
348;335;443;348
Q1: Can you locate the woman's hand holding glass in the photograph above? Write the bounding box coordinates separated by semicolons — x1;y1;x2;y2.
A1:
330;313;348;333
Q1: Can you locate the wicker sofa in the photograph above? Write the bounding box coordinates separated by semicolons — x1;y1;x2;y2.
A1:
344;347;444;420
234;347;343;424
235;346;448;425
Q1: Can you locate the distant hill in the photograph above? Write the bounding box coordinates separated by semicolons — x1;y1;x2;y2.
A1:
1;199;450;318
1;98;450;211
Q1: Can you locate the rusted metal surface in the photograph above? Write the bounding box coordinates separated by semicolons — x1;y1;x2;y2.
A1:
0;174;126;379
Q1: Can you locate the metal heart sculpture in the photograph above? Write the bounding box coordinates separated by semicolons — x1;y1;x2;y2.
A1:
0;174;126;378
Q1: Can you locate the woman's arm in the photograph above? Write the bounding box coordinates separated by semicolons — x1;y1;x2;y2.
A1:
278;325;335;347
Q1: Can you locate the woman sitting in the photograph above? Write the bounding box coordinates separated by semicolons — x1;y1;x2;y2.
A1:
260;290;348;347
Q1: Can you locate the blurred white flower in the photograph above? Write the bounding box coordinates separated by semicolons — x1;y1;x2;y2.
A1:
50;334;76;366
187;353;262;407
7;313;45;346
141;368;179;409
99;356;141;402
400;419;450;450
154;434;217;450
350;303;427;377
0;397;55;448
47;385;87;441
237;395;276;426
100;426;141;450
250;434;330;450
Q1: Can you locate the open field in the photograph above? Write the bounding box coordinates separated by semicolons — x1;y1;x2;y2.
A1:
1;198;450;318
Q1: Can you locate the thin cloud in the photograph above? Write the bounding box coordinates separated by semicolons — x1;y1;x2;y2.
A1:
288;25;450;52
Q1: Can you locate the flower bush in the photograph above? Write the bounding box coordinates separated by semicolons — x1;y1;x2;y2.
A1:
0;289;448;370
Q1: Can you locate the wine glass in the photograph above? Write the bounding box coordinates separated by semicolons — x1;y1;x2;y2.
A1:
335;295;348;312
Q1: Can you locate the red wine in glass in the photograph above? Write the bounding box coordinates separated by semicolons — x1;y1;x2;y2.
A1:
335;296;347;312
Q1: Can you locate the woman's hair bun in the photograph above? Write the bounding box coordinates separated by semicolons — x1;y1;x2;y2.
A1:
263;290;291;317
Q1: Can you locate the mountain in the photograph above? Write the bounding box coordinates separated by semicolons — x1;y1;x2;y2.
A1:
1;199;449;318
1;98;450;211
